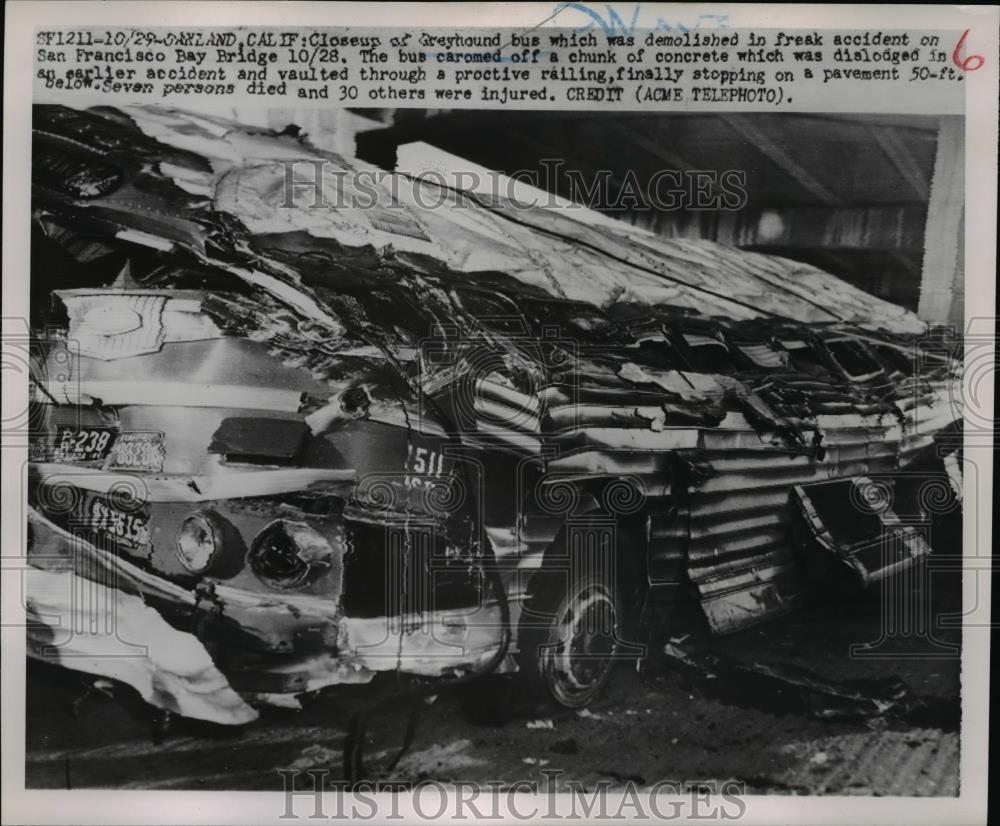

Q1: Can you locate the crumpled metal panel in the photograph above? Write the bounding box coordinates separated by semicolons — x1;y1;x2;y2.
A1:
28;103;963;677
108;104;925;336
790;475;939;593
678;400;955;634
26;566;259;725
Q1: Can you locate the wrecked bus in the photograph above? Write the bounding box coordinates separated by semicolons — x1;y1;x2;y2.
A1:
25;104;962;725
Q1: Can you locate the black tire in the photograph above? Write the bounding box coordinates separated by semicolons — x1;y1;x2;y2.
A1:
517;564;622;710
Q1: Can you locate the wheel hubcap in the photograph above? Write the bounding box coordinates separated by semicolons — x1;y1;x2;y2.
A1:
543;585;617;707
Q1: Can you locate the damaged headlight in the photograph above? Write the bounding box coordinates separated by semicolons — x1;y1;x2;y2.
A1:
248;520;340;591
175;511;242;576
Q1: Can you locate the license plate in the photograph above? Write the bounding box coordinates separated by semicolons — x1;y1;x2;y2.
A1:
107;431;166;472
53;426;118;464
86;495;151;548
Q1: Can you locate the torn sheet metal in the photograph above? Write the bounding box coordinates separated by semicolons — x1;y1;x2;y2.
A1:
790;475;947;594
662;642;921;722
117;105;922;334
26;104;964;720
26;567;258;726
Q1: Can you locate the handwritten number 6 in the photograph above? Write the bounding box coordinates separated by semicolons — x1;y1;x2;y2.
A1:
952;29;984;72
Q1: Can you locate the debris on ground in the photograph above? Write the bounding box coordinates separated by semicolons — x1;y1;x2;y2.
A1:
662;642;927;722
392;739;487;776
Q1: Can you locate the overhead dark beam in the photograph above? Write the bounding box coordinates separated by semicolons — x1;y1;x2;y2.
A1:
718;114;843;207
613;121;698;173
612;121;734;205
511;131;631;196
806;113;941;133
868;125;930;201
